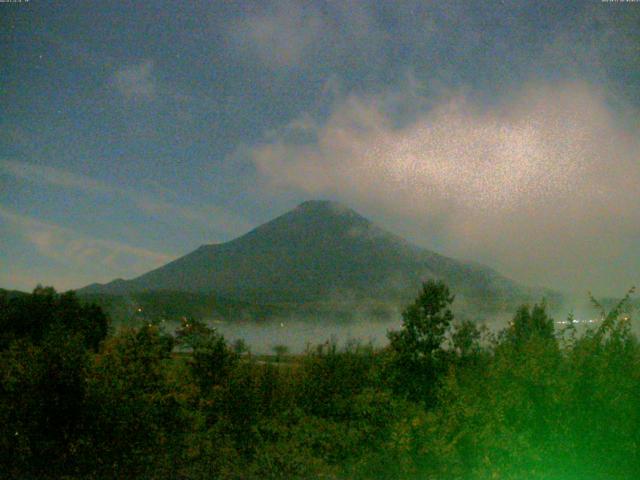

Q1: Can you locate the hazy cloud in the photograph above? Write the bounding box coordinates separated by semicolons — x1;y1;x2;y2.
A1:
0;159;251;239
134;195;252;238
1;159;113;195
229;1;325;68
250;81;640;296
0;206;172;286
112;60;156;100
228;0;380;70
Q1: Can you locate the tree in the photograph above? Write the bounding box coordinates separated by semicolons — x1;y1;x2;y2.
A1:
451;319;483;362
1;332;89;477
232;338;249;355
272;344;289;363
505;301;555;347
0;286;108;351
81;324;185;478
386;280;455;404
0;286;108;477
176;317;237;391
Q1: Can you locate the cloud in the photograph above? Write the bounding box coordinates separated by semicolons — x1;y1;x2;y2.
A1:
1;159;113;195
249;81;640;296
227;0;380;69
0;159;251;239
228;1;325;68
133;195;252;238
107;60;217;140
0;206;172;285
112;60;156;100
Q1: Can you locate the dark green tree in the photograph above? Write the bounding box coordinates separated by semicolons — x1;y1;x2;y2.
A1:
451;318;483;362
505;301;555;347
0;286;108;351
176;317;238;392
80;324;185;478
0;286;108;478
387;280;455;404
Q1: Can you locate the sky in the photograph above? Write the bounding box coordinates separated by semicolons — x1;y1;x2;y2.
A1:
1;0;639;297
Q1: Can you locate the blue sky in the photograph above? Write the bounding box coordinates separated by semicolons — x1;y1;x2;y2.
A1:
1;0;639;295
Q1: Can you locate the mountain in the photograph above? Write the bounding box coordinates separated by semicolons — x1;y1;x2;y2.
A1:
0;288;29;301
79;200;559;318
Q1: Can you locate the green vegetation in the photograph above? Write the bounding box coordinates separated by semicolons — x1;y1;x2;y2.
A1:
77;290;286;325
1;282;638;479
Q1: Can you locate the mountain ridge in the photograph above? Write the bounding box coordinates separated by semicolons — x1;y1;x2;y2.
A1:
78;200;558;313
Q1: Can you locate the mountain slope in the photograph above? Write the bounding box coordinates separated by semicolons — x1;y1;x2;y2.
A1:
79;200;555;311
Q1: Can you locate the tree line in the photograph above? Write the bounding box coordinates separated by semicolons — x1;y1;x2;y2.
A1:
1;282;638;479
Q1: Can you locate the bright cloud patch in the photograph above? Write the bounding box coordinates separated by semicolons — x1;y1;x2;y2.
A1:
250;81;640;295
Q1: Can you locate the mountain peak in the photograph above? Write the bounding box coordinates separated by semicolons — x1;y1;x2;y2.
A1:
275;200;375;235
294;199;350;214
77;199;543;311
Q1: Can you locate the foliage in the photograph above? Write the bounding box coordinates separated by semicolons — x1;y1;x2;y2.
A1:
272;344;289;363
386;280;455;404
0;286;108;350
0;332;89;478
503;301;556;347
0;287;108;477
1;284;639;479
79;324;186;478
177;317;239;391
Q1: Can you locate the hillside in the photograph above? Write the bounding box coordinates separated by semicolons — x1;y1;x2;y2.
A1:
79;200;560;317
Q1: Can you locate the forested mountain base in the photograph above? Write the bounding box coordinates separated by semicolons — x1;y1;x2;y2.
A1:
1;283;638;479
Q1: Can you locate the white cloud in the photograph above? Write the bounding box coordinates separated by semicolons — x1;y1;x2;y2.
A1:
249;81;640;295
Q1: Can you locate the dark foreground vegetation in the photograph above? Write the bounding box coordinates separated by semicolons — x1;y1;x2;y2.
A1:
1;283;638;479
